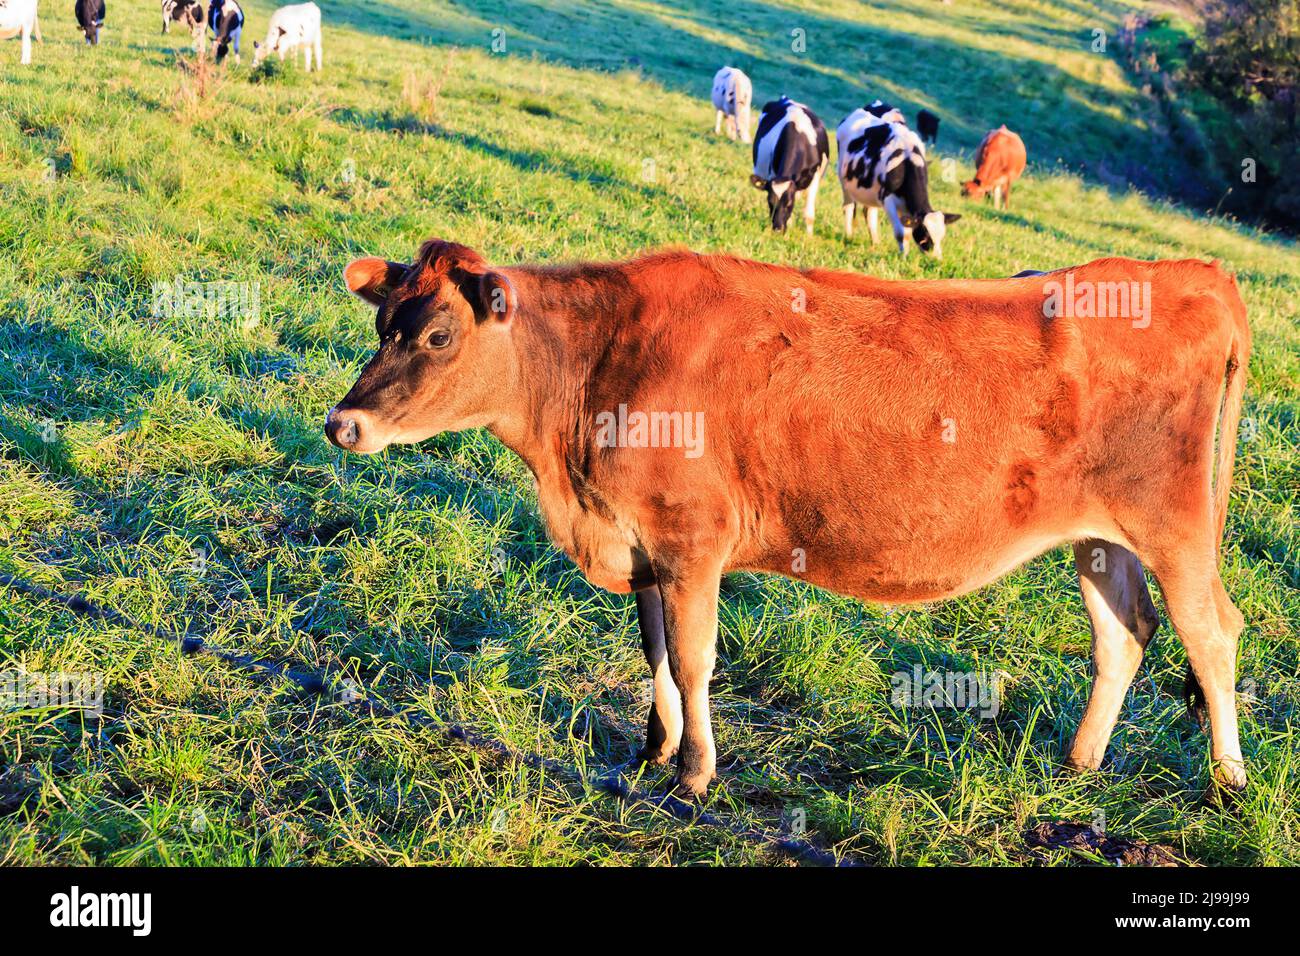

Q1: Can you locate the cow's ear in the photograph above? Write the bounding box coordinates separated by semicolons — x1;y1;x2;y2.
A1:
899;213;918;228
474;271;517;324
750;174;767;190
345;257;408;305
943;212;962;224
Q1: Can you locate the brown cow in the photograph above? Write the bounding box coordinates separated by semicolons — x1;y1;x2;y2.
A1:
963;126;1028;210
327;241;1250;799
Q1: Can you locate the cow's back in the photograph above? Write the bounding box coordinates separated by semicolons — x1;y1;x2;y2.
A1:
974;126;1027;183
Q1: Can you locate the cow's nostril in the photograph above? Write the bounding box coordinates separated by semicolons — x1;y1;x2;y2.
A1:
325;408;363;450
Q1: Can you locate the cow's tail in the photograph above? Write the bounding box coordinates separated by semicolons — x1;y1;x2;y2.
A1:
1213;283;1249;560
1186;268;1250;726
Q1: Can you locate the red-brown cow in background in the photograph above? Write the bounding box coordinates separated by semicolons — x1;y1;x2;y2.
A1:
964;126;1028;210
327;240;1250;800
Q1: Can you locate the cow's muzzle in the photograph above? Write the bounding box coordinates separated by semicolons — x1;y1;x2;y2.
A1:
325;406;374;452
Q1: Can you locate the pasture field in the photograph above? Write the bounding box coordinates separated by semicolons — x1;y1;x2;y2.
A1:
0;0;1297;866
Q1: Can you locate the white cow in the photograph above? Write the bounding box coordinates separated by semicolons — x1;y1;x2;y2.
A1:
0;0;40;65
711;66;752;143
252;2;322;72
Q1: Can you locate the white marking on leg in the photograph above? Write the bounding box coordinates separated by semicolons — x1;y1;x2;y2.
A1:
804;161;824;235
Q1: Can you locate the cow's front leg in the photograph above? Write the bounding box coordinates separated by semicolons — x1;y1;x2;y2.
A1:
867;205;880;244
842;200;855;238
884;198;908;254
714;110;723;135
636;585;682;765
658;559;722;797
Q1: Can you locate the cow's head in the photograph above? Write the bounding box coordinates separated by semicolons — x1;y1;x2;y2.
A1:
901;210;961;258
80;3;103;45
325;240;518;454
751;175;796;232
251;27;284;67
962;177;988;200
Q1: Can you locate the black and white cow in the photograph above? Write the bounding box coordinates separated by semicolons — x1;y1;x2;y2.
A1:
208;0;242;63
917;108;940;145
711;66;752;143
162;0;205;51
836;102;960;257
74;0;103;45
751;96;829;234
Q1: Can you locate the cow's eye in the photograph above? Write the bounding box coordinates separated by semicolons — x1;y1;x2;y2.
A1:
428;330;452;349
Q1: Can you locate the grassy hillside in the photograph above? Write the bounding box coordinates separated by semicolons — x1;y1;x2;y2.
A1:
0;0;1296;865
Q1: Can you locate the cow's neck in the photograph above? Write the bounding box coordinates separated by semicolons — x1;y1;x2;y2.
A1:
486;263;622;491
900;163;933;216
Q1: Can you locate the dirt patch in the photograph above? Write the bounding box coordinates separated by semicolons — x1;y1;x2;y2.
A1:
1024;821;1184;866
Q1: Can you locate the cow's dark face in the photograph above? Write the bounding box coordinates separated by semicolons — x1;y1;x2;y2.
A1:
79;1;102;44
326;242;518;455
752;175;795;232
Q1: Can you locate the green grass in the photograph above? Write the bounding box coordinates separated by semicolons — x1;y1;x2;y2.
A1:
0;0;1297;866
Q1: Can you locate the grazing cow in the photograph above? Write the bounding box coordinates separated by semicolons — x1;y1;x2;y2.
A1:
917;108;940;145
750;97;829;234
836;106;960;256
74;0;103;45
710;66;753;143
208;0;242;63
326;240;1252;800
162;0;205;51
0;0;39;64
964;125;1028;210
252;2;322;72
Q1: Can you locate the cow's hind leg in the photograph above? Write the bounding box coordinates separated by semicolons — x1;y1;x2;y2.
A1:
1150;555;1246;792
635;586;683;765
1067;540;1160;771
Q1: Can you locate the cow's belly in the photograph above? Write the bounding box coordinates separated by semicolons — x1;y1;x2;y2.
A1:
743;513;1102;606
838;171;884;207
729;427;1101;605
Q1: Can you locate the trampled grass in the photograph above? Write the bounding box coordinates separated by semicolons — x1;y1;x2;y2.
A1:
0;0;1296;865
